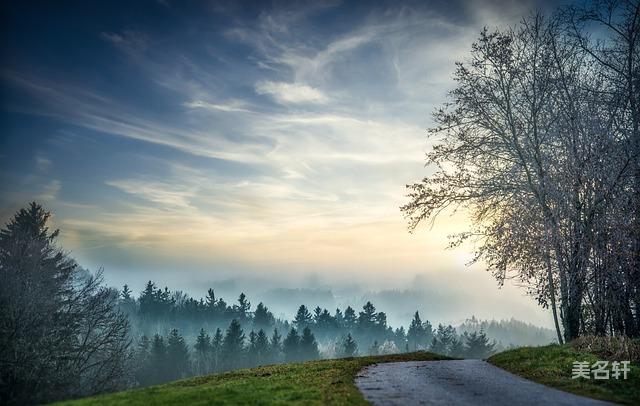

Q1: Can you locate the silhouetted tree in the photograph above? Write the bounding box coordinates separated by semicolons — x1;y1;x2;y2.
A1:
283;328;300;362
299;327;320;360
341;333;358;357
222;319;245;370
167;329;190;380
293;305;312;330
0;203;130;405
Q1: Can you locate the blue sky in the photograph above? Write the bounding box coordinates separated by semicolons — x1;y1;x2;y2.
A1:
1;0;569;325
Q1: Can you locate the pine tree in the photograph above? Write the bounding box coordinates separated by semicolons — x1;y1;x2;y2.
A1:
135;335;151;385
313;306;322;323
234;293;250;322
343;306;356;330
407;311;426;351
334;308;344;328
149;334;167;384
166;329;190;380
448;337;464;357
283;328;300;362
211;328;224;372
254;329;270;365
357;302;377;331
430;336;446;355
293;305;312;330
253;302;275;330
194;328;211;374
222;319;245;370
463;331;495;359
205;288;216;316
299;327;320;360
270;328;283;363
394;327;407;352
342;333;358;357
247;330;258;366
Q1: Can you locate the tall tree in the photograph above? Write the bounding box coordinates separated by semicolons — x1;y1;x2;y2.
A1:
407;311;426;351
221;319;245;370
283;328;301;362
341;333;358;357
166;329;190;380
293;305;313;330
299;327;320;360
0;203;130;404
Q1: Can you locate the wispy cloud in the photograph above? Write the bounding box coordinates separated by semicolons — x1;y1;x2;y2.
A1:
184;100;252;113
255;81;328;104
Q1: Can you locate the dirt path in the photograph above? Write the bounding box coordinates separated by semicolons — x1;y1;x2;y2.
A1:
355;360;613;405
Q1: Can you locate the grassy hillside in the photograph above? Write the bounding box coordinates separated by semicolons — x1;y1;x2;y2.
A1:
489;344;640;405
55;352;449;405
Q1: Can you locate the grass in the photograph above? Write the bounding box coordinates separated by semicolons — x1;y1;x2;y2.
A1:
488;344;640;405
55;352;449;405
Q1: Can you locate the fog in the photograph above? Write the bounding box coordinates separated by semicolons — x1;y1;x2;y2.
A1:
101;265;554;331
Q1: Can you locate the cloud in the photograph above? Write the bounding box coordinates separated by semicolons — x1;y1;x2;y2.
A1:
254;80;328;104
40;179;61;201
35;155;51;172
184;100;252;113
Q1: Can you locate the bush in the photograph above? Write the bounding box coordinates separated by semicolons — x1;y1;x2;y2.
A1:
571;335;640;363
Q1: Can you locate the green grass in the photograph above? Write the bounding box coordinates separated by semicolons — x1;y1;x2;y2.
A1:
489;344;640;405
55;352;449;405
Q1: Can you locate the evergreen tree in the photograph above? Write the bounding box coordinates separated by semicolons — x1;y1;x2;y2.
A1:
334;308;344;328
430;336;447;355
149;334;167;384
270;328;283;363
463;331;495;359
222;319;245;370
342;333;358;357
211;328;224;372
205;288;216;315
134;335;151;386
407;311;426;350
282;328;300;362
343;306;356;330
357;302;377;330
166;329;190;380
313;306;322;323
299;327;320;360
448;337;464;357
394;327;407;352
254;329;271;365
234;293;251;322
194;328;211;374
293;305;312;330
253;302;275;330
247;331;258;366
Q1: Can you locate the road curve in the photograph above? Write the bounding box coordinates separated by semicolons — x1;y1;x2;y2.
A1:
355;360;614;406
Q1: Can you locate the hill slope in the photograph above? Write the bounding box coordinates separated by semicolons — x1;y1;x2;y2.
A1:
55;352;449;405
489;345;640;405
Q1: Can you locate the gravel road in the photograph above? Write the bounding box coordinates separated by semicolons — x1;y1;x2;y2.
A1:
355;360;614;405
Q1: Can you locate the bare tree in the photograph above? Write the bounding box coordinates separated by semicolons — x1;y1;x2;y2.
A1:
403;3;639;342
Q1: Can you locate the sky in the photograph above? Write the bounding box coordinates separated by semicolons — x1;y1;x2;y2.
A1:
1;0;571;327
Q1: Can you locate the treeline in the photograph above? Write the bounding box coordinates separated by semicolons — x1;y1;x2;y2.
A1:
120;281;499;386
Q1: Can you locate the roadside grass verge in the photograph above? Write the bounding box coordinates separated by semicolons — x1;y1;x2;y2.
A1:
489;344;640;405
55;352;449;405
